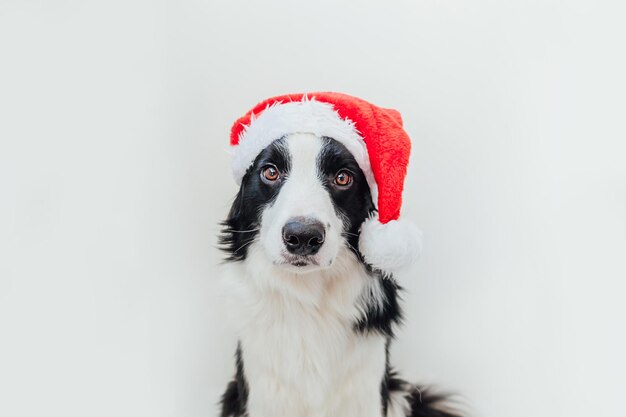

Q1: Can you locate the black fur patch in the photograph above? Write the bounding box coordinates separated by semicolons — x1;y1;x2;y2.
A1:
406;386;464;417
219;344;248;417
382;341;464;417
219;138;290;261
354;276;403;337
381;339;395;415
316;136;376;257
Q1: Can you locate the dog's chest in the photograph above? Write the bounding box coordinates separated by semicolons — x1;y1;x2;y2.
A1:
240;294;387;417
225;256;388;417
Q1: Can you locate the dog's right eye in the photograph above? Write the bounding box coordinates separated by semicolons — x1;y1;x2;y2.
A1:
261;165;280;183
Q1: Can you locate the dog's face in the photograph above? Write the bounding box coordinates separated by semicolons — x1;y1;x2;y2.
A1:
221;133;375;273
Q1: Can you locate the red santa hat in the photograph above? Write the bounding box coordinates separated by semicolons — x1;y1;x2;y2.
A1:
230;92;422;274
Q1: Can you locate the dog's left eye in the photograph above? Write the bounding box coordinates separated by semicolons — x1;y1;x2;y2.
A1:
334;170;353;187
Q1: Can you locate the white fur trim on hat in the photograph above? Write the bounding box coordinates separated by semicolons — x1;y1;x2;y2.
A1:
358;216;423;274
232;98;379;205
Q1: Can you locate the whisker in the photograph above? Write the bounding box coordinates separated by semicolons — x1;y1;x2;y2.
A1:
227;228;260;233
233;238;257;254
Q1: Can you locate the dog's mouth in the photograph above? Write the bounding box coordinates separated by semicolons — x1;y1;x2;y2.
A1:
276;254;321;269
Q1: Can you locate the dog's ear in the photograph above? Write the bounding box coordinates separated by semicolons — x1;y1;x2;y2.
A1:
219;180;258;262
226;184;245;222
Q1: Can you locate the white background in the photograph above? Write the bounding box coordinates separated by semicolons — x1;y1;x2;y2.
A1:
1;1;625;416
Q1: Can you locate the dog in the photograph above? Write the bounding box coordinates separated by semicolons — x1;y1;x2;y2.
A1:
217;94;463;417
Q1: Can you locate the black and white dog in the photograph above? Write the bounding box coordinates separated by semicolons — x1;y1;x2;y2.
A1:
218;94;462;417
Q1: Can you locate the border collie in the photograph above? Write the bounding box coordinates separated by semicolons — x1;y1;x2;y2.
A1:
217;127;463;416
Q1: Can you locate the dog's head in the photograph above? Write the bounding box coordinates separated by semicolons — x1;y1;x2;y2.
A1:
220;93;421;278
221;133;375;274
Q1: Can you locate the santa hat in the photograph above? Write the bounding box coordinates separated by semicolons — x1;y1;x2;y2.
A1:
229;92;422;274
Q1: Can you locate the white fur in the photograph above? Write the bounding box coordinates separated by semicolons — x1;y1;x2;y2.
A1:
231;97;379;205
359;217;423;274
221;134;390;417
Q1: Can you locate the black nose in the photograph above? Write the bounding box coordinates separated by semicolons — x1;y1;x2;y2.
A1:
282;218;326;256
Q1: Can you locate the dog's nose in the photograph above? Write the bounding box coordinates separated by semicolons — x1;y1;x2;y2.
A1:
282;218;326;256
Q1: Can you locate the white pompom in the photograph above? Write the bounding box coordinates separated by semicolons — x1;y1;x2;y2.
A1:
358;217;423;274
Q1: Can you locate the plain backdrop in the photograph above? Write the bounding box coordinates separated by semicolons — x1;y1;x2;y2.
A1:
1;1;625;416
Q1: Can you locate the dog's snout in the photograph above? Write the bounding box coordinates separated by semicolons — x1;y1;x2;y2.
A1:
282;217;326;256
